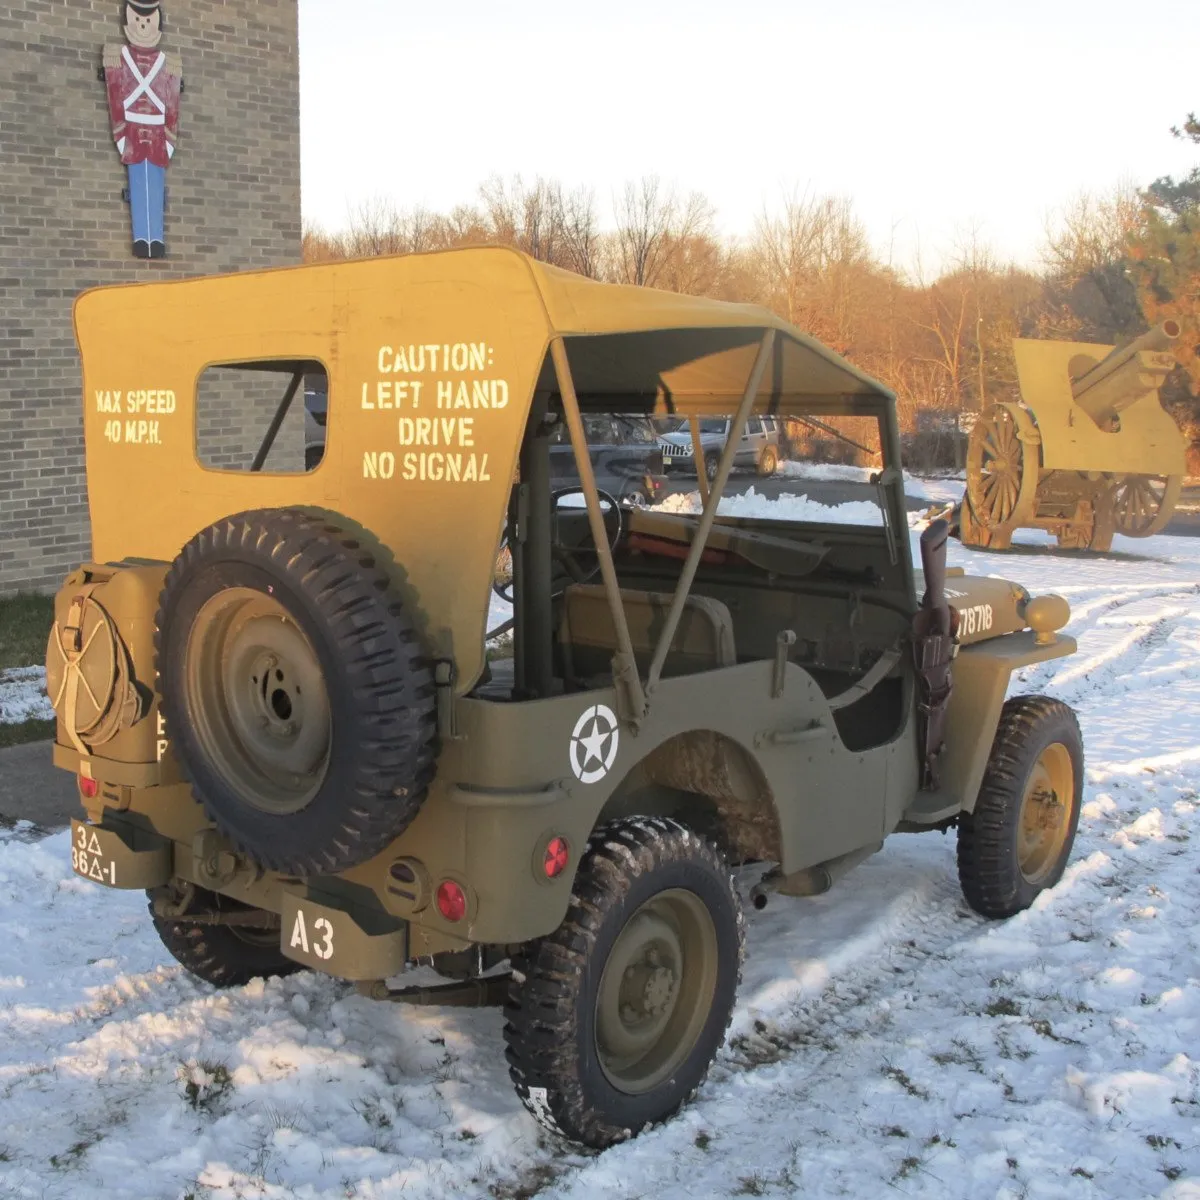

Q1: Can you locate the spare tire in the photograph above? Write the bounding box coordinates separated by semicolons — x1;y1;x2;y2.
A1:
155;508;437;876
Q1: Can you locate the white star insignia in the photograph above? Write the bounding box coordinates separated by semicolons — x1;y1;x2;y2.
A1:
578;718;613;769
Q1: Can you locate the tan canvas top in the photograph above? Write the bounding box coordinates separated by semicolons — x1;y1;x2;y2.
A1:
73;247;894;694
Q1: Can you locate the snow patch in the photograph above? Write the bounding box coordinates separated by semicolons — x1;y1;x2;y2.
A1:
0;666;53;724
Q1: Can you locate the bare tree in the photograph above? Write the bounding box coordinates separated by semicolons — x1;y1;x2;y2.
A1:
752;190;873;350
559;185;602;278
1041;184;1141;280
1038;183;1144;341
341;197;409;258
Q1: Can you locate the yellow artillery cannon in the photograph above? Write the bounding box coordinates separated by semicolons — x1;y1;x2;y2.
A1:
959;321;1187;551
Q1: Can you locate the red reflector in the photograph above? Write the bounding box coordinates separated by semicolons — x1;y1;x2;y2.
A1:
436;880;467;922
543;837;569;879
79;776;99;800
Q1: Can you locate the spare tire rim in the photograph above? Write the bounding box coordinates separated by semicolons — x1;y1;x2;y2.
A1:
1016;742;1074;885
595;888;718;1095
184;589;332;815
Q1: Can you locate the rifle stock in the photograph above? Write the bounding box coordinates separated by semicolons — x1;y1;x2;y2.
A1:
913;518;955;789
919;518;951;635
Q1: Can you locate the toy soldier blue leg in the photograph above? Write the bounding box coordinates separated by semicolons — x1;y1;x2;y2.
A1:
127;161;152;258
146;162;166;258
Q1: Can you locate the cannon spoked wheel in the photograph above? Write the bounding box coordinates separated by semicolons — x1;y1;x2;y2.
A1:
1110;475;1182;539
964;405;1038;546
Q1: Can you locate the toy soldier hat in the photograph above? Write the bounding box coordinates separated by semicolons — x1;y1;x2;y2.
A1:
126;0;162;14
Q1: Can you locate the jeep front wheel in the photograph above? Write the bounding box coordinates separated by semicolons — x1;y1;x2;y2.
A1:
504;817;744;1148
957;696;1083;919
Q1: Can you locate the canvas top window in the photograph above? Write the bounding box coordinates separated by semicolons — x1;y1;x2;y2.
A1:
195;360;328;474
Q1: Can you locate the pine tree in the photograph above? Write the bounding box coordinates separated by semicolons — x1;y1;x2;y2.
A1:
1130;115;1200;401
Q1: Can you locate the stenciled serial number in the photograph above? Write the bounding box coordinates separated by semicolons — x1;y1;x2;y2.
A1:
72;824;117;885
958;603;994;637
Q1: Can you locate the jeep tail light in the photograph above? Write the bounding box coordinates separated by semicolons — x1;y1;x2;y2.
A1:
78;775;99;800
543;837;569;879
436;880;467;923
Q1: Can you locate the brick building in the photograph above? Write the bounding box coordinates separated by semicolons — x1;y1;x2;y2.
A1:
0;0;302;596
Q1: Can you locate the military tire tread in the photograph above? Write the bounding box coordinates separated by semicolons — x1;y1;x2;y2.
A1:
957;695;1083;919
503;816;744;1148
148;888;301;989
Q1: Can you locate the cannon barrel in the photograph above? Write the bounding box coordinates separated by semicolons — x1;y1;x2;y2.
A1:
1071;320;1180;422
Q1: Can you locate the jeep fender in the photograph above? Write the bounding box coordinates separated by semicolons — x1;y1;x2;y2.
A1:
902;629;1077;824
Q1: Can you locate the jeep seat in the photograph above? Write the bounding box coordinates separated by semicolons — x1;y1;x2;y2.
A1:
559;584;736;684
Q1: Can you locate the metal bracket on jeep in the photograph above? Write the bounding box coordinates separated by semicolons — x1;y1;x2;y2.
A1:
280;891;408;980
69;818;172;889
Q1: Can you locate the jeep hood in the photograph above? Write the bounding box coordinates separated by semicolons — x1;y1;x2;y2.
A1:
915;568;1036;646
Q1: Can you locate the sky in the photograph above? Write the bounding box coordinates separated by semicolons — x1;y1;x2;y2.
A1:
297;0;1200;277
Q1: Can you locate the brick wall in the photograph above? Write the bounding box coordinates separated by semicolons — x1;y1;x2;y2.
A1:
0;0;301;596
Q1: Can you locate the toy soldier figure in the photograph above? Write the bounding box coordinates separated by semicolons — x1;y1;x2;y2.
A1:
103;1;182;259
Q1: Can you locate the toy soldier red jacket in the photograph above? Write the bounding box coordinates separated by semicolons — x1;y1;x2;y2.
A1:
105;44;181;169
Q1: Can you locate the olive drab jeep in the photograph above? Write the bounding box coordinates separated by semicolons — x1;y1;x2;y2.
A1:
47;248;1084;1148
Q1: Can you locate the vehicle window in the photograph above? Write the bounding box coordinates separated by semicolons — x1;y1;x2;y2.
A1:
617;417;657;444
696;418;727;435
549;416;621;445
745;418;762;435
658;410;888;528
196;361;327;474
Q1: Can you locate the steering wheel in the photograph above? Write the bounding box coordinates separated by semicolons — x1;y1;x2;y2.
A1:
492;486;624;605
550;486;624;588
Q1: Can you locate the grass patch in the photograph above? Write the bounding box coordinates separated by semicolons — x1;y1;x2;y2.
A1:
883;1064;930;1100
931;1040;985;1073
489;1163;561;1200
0;718;55;749
984;996;1021;1018
0;594;54;669
1146;1134;1180;1151
0;594;55;747
178;1061;233;1112
49;1138;96;1170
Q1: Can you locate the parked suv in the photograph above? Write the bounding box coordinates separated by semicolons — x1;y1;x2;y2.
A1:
658;415;782;480
551;414;667;506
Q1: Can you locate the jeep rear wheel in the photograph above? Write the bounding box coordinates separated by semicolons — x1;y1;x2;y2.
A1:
757;445;779;477
957;696;1083;918
155;509;437;877
149;887;300;988
504;817;744;1148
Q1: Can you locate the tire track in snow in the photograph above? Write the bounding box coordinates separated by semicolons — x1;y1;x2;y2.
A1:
724;869;977;1071
1014;583;1200;701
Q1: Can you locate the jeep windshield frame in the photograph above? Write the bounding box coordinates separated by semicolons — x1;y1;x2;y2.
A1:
524;326;910;727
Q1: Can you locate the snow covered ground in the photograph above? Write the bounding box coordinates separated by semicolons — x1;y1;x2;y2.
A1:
2;499;1200;1198
775;461;966;508
0;667;54;725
